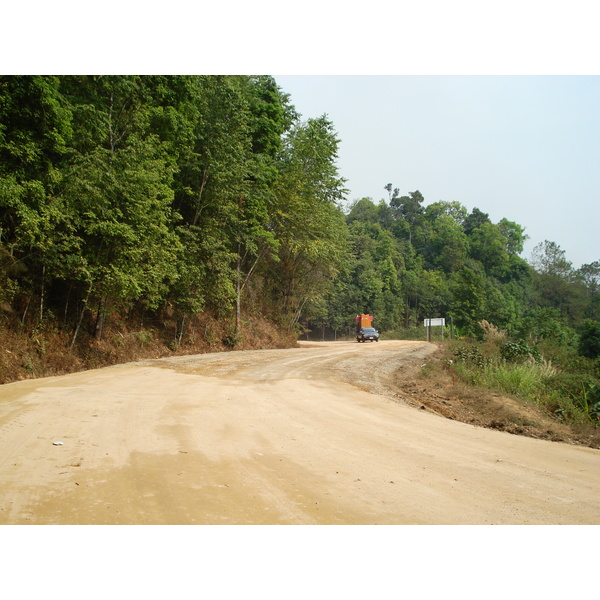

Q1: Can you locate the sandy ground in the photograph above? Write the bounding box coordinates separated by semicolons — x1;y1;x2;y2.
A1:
0;339;598;525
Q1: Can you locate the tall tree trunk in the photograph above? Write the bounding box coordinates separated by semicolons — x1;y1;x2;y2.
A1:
70;283;92;352
94;296;107;341
236;250;241;334
192;170;209;227
21;295;31;325
39;265;45;324
178;314;186;346
235;245;265;336
63;284;72;324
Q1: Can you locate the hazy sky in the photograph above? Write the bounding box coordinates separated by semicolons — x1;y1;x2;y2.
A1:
275;76;600;269
7;4;598;270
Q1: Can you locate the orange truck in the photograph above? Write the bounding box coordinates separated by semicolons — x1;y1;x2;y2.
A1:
355;313;379;342
355;313;373;328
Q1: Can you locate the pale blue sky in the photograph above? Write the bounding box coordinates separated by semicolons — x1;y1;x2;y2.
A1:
7;4;599;269
275;76;600;269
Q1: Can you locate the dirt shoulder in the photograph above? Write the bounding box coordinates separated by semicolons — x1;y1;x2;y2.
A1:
0;340;598;525
386;345;600;450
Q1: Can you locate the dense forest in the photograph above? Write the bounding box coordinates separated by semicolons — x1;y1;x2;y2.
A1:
0;75;347;360
1;76;599;416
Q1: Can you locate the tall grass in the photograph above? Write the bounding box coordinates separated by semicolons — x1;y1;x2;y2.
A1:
477;360;556;398
448;330;599;425
384;327;426;341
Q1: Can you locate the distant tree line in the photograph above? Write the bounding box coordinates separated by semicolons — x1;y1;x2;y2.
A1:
317;190;599;353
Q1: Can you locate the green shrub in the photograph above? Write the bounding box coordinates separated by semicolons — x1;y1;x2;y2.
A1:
542;372;600;422
542;390;591;424
446;337;600;428
223;328;241;348
500;340;541;363
453;345;493;369
132;330;155;347
579;320;600;359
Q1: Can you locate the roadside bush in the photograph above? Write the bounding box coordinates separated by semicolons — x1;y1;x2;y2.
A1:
223;327;241;348
579;320;600;359
500;340;542;364
452;334;600;425
453;345;493;369
542;390;592;424
541;372;600;422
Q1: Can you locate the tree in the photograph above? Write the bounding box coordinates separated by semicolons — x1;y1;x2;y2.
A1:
577;261;600;320
463;207;490;235
390;190;425;244
450;266;487;336
384;183;399;202
427;214;468;273
529;240;582;322
0;76;73;183
268;115;348;330
467;221;510;279
347;197;379;225
167;75;254;330
424;200;468;226
58;76;182;340
497;218;528;255
530;240;573;277
0;76;77;324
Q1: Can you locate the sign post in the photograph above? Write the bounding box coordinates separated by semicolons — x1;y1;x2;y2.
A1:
423;318;446;341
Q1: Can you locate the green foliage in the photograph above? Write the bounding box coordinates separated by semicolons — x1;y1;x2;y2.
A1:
450;336;600;425
427;214;468;272
0;75;344;342
513;307;579;375
267;115;348;330
529;241;585;322
479;361;551;398
577;261;600;320
541;373;600;422
578;320;600;359
223;326;242;349
468;221;510;278
450;266;487;336
453;345;493;369
497;218;528;255
500;340;542;363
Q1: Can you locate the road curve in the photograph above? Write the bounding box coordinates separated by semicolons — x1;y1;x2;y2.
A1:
0;340;598;524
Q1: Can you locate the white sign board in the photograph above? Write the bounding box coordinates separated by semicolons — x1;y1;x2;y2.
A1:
424;318;445;327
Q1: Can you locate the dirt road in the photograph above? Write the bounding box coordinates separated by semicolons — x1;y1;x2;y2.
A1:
0;340;598;524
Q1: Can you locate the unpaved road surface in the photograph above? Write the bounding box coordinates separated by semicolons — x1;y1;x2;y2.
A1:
1;340;598;524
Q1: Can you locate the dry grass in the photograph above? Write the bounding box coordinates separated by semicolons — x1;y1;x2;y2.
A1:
478;319;508;343
0;312;297;385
